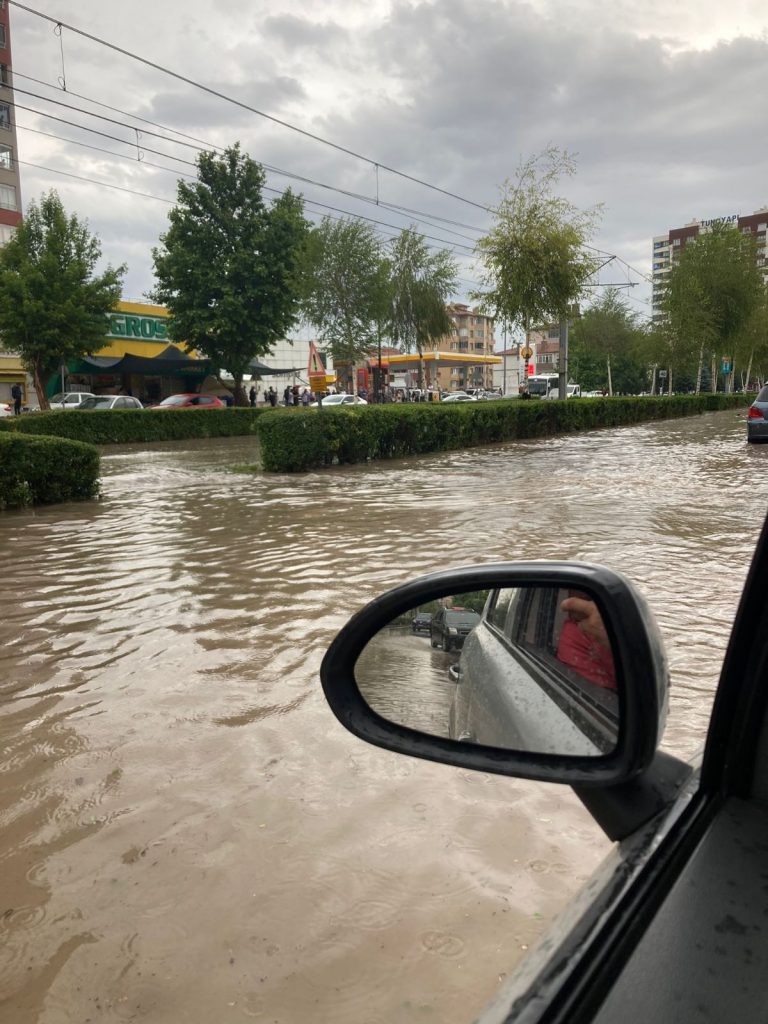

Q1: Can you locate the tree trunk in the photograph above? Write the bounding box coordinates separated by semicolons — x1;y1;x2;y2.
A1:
745;350;754;393
650;364;657;396
33;359;49;411
606;354;613;397
695;346;704;394
711;354;717;393
232;374;248;407
667;368;673;396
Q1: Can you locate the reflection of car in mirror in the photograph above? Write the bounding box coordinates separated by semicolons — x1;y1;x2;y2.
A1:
429;607;481;652
411;611;432;635
450;586;619;756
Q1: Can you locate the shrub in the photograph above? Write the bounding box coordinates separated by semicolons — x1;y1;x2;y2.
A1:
0;432;100;509
258;394;751;472
0;406;268;444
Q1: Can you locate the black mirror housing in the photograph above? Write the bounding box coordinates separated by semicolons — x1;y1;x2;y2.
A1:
320;562;669;787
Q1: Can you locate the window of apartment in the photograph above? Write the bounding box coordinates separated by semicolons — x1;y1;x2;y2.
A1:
0;65;7;87
0;222;15;244
0;103;9;128
0;143;11;169
0;182;16;210
673;238;681;246
474;343;484;351
459;328;468;337
0;25;6;49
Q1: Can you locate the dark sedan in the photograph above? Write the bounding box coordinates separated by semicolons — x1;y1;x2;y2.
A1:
411;612;432;635
430;607;481;653
747;385;768;443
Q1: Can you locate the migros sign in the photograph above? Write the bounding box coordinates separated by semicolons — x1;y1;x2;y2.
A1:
106;313;169;341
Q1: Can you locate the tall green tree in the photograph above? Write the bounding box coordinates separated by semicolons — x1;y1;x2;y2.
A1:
302;217;390;383
661;223;763;394
388;227;458;386
0;191;124;410
152;145;309;405
473;147;602;390
570;288;645;395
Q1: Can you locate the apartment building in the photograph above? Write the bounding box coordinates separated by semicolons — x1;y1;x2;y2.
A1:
652;209;768;319
426;303;497;391
0;0;26;406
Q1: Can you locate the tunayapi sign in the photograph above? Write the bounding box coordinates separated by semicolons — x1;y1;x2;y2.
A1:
106;313;169;340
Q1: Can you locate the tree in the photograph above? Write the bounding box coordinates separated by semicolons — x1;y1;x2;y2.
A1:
0;191;124;410
661;223;763;394
473;147;602;391
570;288;646;395
302;217;390;383
152;145;309;406
388;227;458;386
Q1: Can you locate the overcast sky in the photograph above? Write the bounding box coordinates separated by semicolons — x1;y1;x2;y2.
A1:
10;0;768;328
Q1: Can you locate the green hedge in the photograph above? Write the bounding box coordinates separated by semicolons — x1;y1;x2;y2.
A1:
259;393;751;472
0;432;100;509
0;406;269;444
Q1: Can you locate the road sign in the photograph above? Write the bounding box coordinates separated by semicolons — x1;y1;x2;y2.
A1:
659;370;668;379
521;346;533;360
721;358;732;374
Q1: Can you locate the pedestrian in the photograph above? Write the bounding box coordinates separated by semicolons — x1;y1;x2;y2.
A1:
10;382;22;416
268;387;277;407
301;388;311;407
249;384;257;407
283;385;291;407
292;384;299;407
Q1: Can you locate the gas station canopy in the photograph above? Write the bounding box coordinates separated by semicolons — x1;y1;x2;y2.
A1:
380;352;502;370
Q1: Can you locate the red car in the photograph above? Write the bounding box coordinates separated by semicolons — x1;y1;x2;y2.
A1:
152;394;226;409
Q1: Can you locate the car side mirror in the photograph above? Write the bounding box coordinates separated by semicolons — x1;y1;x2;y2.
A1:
320;562;670;788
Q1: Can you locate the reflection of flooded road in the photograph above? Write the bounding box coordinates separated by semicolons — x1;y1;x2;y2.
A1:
1;411;767;1023
357;627;458;736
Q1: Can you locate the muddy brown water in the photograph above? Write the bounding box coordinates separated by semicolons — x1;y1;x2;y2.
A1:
1;409;766;1023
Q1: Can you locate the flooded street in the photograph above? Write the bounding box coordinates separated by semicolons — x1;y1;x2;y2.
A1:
2;409;767;1024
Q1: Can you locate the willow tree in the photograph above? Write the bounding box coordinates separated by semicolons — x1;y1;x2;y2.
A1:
388;227;458;388
0;191;124;409
473;147;602;395
152;145;309;405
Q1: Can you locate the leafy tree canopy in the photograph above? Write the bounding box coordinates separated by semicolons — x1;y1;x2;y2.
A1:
570;288;648;394
388;227;458;359
302;217;390;368
0;190;124;409
152;144;309;404
473;147;602;331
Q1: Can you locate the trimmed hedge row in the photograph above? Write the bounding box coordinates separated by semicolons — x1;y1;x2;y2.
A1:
259;393;751;472
0;406;269;444
0;432;100;509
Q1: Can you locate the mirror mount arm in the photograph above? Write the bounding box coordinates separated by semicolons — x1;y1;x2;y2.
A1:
574;751;693;842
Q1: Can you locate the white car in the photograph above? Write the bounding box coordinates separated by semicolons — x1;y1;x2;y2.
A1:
49;392;95;410
441;392;477;403
0;401;13;417
310;394;368;407
77;396;144;411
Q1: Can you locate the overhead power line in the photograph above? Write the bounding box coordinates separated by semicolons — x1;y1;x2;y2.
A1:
8;0;492;214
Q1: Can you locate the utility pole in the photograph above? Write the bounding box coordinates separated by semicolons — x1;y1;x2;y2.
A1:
558;318;569;400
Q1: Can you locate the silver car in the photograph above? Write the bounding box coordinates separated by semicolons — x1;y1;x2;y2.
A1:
49;391;95;409
77;396;144;410
449;586;619;756
747;385;768;443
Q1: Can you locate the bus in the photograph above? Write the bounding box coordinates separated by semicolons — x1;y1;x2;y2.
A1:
527;373;560;398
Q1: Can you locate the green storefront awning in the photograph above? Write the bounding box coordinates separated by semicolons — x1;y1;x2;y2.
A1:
70;346;211;377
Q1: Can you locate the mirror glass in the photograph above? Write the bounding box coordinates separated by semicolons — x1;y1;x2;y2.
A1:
355;585;620;757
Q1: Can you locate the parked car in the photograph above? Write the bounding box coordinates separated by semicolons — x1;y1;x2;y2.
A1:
48;392;95;409
429;607;481;652
441;392;477;403
77;396;144;411
152;394;225;409
410;611;432;635
0;401;12;417
545;383;582;399
309;394;368;407
320;509;768;1023
747;384;768;443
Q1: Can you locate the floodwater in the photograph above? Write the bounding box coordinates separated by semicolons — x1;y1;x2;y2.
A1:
1;409;766;1023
